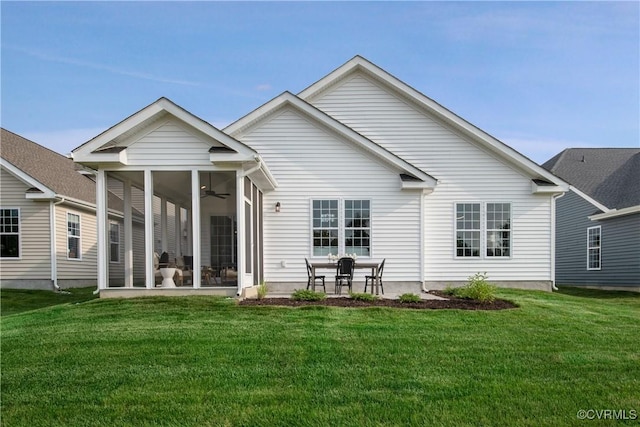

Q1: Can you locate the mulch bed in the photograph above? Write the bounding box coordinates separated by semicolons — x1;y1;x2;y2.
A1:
239;292;517;310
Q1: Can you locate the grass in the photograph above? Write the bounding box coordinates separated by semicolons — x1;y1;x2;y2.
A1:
1;287;639;426
1;286;97;316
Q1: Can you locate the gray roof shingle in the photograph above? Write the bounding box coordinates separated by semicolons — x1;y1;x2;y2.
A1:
2;128;98;204
542;148;640;209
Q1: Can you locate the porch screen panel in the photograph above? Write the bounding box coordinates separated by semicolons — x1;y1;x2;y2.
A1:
312;200;338;256
245;201;252;274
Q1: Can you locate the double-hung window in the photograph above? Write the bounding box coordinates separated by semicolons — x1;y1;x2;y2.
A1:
0;208;20;258
312;199;371;257
587;226;601;270
109;222;120;263
455;202;511;258
67;213;81;260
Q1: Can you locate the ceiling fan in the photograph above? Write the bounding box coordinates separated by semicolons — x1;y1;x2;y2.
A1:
201;175;230;199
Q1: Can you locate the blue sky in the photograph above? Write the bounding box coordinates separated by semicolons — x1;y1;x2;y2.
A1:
1;1;638;164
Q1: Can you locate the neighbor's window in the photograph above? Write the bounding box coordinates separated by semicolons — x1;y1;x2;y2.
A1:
67;213;81;259
455;203;480;257
312;200;338;256
109;222;120;263
587;226;601;270
0;208;20;258
345;200;371;256
486;203;511;257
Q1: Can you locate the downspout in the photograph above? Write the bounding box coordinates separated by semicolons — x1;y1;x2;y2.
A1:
419;190;429;293
50;197;66;291
236;157;263;296
550;192;565;291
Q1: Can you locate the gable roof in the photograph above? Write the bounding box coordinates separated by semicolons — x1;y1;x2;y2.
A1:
543;148;640;210
72;97;259;164
1;128;97;204
224;91;437;190
298;55;567;188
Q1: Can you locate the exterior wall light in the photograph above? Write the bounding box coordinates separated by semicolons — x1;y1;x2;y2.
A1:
275;202;281;213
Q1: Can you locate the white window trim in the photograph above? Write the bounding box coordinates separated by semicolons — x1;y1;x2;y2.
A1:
109;222;120;264
309;198;373;259
453;202;513;260
486;202;512;259
0;207;21;260
67;211;82;261
587;225;602;271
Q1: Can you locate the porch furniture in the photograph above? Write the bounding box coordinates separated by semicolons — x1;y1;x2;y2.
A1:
305;258;326;292
364;258;385;294
153;252;163;286
308;259;384;295
159;267;177;288
175;256;193;286
335;257;355;295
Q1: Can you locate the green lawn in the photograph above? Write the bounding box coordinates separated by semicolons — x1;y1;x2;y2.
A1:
1;287;638;426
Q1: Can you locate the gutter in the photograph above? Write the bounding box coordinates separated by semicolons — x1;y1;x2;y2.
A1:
420;190;429;294
50;197;66;291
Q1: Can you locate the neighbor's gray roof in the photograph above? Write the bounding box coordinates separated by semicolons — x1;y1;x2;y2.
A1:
542;148;640;210
1;128;123;210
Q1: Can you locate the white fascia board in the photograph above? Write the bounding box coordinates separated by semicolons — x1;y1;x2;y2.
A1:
226;92;437;189
570;186;610;213
0;158;57;198
299;56;566;187
531;181;566;195
589;205;640;221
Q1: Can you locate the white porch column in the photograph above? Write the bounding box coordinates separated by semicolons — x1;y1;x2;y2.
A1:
96;170;108;290
144;170;155;289
123;179;134;288
191;170;201;288
175;205;182;257
160;196;168;253
235;171;245;294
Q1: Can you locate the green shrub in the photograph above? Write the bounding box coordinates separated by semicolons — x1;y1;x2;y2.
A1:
451;272;496;303
257;282;268;300
349;292;378;302
291;289;327;301
398;293;421;303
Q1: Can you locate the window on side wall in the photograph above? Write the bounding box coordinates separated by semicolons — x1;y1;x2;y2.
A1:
587;226;601;270
455;203;481;257
486;203;511;257
0;208;20;258
345;200;370;257
312;200;339;256
67;212;81;260
109;222;120;263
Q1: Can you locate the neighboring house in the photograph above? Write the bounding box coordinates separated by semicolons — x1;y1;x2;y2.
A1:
0;128;144;290
71;56;568;298
543;148;640;291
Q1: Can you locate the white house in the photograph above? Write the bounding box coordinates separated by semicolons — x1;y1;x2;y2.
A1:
71;56;568;297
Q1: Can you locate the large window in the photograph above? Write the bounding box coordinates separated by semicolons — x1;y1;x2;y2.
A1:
456;203;480;257
312;199;371;257
67;213;81;260
455;202;512;258
587;226;601;270
312;200;339;256
486;203;511;257
345;200;371;256
0;208;20;258
109;222;120;263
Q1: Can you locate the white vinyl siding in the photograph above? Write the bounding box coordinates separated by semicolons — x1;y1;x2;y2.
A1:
587;226;601;270
125;120;217;166
235;107;422;283
0;168;51;279
308;73;554;282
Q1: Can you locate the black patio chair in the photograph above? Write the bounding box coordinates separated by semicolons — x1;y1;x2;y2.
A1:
364;258;385;294
335;257;355;295
306;258;326;292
